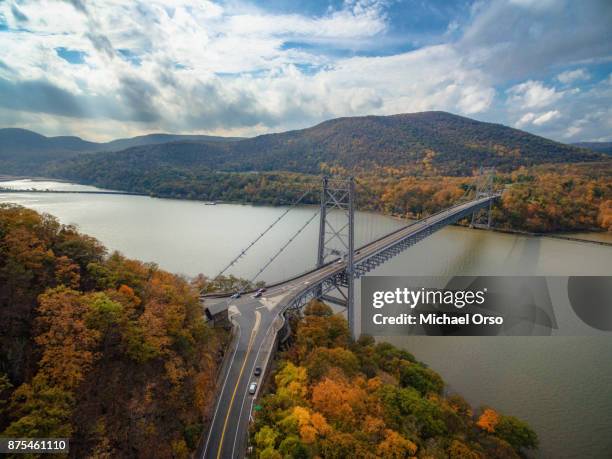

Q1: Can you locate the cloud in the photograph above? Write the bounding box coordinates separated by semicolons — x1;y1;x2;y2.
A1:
0;0;610;142
0;77;85;117
459;0;612;81
507;80;563;109
511;75;611;141
556;68;589;84
532;110;561;126
11;4;28;22
514;110;562;128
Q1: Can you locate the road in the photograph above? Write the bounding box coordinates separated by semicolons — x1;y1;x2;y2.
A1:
201;284;303;459
201;195;497;458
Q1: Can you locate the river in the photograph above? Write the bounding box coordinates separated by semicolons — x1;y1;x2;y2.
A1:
1;179;611;458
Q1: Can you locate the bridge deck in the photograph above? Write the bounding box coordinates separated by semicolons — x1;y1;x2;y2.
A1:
277;194;500;312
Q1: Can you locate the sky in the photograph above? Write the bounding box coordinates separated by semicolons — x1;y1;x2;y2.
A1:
0;0;611;142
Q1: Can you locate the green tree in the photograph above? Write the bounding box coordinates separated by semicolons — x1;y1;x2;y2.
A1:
399;361;444;395
278;435;309;459
254;425;279;450
495;415;538;452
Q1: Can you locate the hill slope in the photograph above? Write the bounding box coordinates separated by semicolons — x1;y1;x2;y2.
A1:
45;112;601;182
102;132;242;151
0;128;240;174
0;128;100;174
0;204;229;457
220;111;599;173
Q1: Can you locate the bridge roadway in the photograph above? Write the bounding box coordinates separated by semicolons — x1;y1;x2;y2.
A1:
201;195;498;459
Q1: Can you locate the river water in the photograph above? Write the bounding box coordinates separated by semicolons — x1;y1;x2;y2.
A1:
1;179;611;458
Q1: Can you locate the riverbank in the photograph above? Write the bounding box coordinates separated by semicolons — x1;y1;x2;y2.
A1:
0;187;147;196
471;225;612;247
2;177;609;246
0;175;72;182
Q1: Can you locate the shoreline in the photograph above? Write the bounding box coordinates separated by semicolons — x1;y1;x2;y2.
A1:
1;176;610;247
0;175;73;183
471;225;612;247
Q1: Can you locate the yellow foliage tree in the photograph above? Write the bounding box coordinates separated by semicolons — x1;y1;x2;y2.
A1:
376;429;417;458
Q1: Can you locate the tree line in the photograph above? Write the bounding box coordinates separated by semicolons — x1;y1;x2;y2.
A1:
50;161;610;233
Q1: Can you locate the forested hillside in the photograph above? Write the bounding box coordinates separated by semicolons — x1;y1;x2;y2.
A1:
0;128;100;175
42;112;601;180
251;300;538;458
0;128;239;175
0;204;229;458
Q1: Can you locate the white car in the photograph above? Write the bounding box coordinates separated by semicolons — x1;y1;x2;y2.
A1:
248;382;257;395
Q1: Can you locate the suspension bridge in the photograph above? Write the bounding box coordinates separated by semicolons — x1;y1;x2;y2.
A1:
200;170;500;459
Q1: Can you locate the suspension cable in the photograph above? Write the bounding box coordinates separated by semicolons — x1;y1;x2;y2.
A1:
245;208;321;287
218;208;321;301
213;185;316;280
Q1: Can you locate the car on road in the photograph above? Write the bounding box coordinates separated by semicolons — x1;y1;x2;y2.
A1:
248;382;257;395
254;367;262;376
231;292;241;299
254;291;263;298
257;288;267;293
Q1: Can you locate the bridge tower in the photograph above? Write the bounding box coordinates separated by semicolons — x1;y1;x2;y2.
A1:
471;167;496;228
316;176;356;336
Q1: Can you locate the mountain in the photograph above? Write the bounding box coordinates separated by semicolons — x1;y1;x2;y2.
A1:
0;128;240;154
0;128;101;153
0;128;99;174
102;133;242;151
45;111;602;179
0;128;241;174
217;111;601;174
2;112;603;178
573;141;612;155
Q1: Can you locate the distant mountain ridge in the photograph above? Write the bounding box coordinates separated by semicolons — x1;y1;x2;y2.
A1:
0;111;603;178
573;141;612;155
0;128;100;153
0;128;242;174
0;128;241;154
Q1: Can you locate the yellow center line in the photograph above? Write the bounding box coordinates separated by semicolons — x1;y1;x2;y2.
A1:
216;311;260;459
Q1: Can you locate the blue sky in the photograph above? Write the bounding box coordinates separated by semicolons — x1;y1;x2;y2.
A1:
0;0;610;142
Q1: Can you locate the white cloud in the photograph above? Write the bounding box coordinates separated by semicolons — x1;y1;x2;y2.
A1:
532;110;561;125
0;0;499;140
557;68;589;84
515;112;535;128
0;0;609;143
514;110;562;128
506;80;563;109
